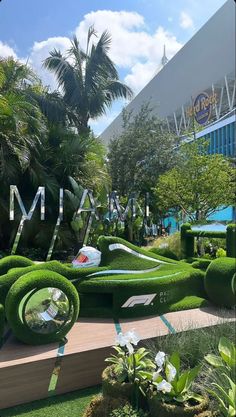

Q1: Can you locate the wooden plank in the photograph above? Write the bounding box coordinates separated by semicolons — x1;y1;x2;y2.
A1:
0;332;58;368
120;316;168;339
63;318;117;355
56;347;111;395
0;358;55;409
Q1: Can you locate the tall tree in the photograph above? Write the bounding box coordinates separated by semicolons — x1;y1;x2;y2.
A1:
154;141;235;222
108;103;176;196
44;27;133;135
0;58;47;185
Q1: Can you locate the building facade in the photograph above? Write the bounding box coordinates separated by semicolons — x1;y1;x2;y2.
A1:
101;0;235;158
101;0;236;226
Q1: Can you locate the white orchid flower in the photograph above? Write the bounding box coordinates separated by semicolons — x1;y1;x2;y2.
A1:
152;368;162;382
115;332;127;347
115;330;140;354
155;351;166;368
125;330;140;346
156;379;172;393
166;363;177;382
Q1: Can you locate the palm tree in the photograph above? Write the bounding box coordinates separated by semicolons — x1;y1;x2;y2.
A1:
44;26;133;135
0;58;46;184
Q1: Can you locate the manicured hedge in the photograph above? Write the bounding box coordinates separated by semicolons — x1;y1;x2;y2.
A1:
191;259;212;271
98;236;177;266
204;257;236;308
180;224;195;259
5;270;80;345
0;255;34;276
149;247;179;260
186;230;226;238
0;303;5;342
75;265;206;318
0;237;208;322
226;224;236;258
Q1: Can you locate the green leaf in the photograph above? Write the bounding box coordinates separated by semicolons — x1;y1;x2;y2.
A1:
189;392;204;403
138;370;153;380
219;337;235;367
205;353;225;367
229;405;236;417
185;365;201;390
169;352;180;374
212;383;235;408
207;388;228;416
176;371;188;394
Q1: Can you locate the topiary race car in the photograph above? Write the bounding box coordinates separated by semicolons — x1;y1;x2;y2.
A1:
0;236;235;345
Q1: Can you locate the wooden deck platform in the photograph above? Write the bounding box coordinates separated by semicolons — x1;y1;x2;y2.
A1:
0;307;235;410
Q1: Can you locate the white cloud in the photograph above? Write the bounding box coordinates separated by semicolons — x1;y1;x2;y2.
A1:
28;37;71;90
75;11;182;93
0;41;17;59
75;10;149;68
124;26;182;93
179;11;194;29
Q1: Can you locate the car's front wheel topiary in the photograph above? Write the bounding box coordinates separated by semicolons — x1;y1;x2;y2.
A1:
5;270;80;345
204;258;236;308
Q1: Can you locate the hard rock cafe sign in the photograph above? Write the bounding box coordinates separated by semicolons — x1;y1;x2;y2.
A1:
186;92;217;125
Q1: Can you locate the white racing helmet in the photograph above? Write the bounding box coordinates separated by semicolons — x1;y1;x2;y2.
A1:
72;246;101;268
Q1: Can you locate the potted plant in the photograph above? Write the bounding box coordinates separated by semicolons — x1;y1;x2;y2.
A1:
102;330;155;408
140;350;209;417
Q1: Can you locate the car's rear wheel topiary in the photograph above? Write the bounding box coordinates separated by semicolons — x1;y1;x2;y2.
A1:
204;258;236;308
5;270;80;345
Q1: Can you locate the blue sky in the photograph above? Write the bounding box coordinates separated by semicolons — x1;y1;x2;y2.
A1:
0;0;227;134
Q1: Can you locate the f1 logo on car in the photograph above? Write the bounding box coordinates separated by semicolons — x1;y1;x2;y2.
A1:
122;294;157;308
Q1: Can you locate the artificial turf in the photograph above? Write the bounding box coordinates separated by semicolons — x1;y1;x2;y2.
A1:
0;386;101;417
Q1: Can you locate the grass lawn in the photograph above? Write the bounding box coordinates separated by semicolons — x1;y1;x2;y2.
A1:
1;386;101;417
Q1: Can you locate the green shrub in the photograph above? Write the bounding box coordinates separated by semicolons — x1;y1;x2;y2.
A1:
216;248;226;258
191;259;212;271
226;224;236;258
204;258;236;308
202;253;213;260
0;303;5;342
82;394;126;417
110;404;149;417
5;270;80;345
204;237;226;256
149;247;179;260
0;255;34;276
